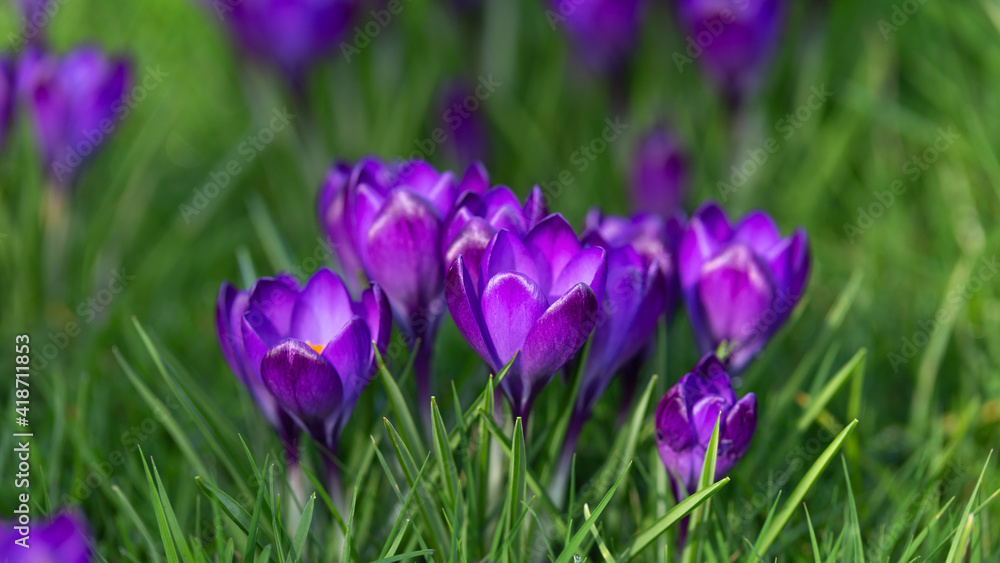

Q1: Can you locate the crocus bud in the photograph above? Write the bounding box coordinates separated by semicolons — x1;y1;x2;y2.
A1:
630;127;688;220
217;274;302;458
235;269;390;451
546;0;645;73
444;183;547;288
200;0;360;79
13;0;54;45
655;353;756;497
438;81;491;168
18;46;131;188
679;201;809;371
1;511;92;562
0;57;14;154
675;0;785;104
446;214;606;422
317;157;488;416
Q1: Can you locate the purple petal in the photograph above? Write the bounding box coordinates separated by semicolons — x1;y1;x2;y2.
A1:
679;202;734;292
318;162;365;290
261;339;343;422
364;189;444;315
216;282;249;379
355;283;392;353
445;256;497;367
550;246;607;304
718;393;757;476
321;317;373;406
733;210;782;255
241;313;281;383
247;278;299;337
459;161;490;195
523;185;548;229
289;268;355;344
352;182;386;266
655;380;695;452
523;214;584;290
482;229;540;286
444;216;495;282
764;228;810;301
696;244;775;365
691;395;727;444
520;283;599;387
480;272;549;369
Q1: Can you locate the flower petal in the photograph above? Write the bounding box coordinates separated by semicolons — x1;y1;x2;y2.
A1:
445;256;497;367
679;201;733;291
247;277;299;336
355;283;392;353
523;213;583;289
718;393;757;477
289;268;355;344
481;272;548;369
696;244;775;366
523;185;548;229
364;189;444;315
550;246;607;304
733;210;782;254
482;229;540;289
321;317;373;406
216;282;249;379
444;216;494;281
520;282;598;387
261;339;343;422
655;379;695;453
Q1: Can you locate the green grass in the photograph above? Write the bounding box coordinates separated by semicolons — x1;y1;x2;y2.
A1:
2;0;1000;560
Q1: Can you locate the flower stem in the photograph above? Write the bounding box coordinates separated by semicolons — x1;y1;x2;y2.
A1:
549;409;586;509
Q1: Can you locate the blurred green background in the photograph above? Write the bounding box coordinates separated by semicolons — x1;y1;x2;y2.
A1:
1;0;999;559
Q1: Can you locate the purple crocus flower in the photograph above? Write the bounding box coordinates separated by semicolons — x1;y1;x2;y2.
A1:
202;0;360;79
0;57;14;153
217;273;303;461
18;46;131;187
675;0;785;104
546;0;645;73
242;269;390;452
630;127;688;220
446;214;606;424
0;511;92;562
444;183;548;288
317;157;488;419
655;353;756;497
679;201;809;371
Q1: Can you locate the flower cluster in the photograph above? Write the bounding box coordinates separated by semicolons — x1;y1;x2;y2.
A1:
213;148;808;510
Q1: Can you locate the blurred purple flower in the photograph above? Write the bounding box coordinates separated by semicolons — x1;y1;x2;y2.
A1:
655;353;756;497
0;511;92;562
675;0;785;104
317;157;488;416
0;57;15;153
203;0;360;78
18;46;131;187
444;184;547;288
679;201;809;371
438;81;491;168
546;0;645;73
446;214;606;423
630;127;688;219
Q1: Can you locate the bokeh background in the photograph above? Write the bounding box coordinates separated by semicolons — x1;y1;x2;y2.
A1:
1;0;999;559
